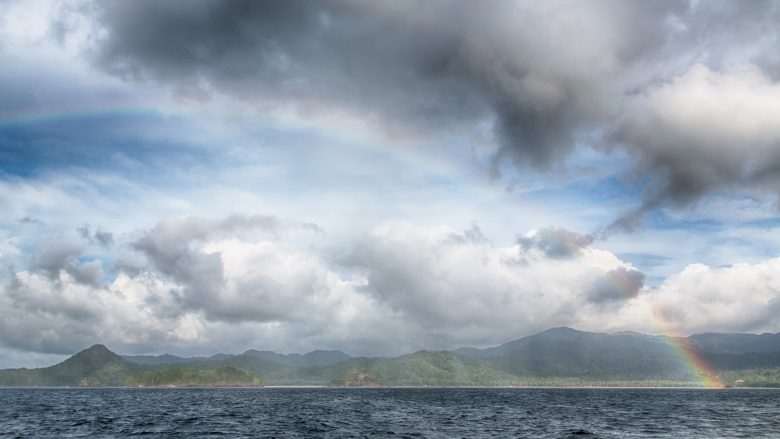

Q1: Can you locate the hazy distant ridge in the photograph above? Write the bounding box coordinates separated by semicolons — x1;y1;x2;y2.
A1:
4;328;780;387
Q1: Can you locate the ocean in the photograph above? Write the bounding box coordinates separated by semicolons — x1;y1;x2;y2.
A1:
1;387;778;438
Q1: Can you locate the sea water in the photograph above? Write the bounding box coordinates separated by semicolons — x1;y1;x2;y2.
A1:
1;387;779;438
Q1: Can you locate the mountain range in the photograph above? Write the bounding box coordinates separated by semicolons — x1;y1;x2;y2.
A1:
3;327;780;387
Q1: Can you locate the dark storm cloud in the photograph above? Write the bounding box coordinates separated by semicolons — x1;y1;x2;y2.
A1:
517;228;594;259
588;267;645;303
605;64;780;233
87;0;780;229
89;0;679;168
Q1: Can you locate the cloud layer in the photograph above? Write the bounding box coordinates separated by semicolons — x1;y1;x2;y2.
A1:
2;1;780;365
87;0;780;224
609;64;780;231
3;215;779;359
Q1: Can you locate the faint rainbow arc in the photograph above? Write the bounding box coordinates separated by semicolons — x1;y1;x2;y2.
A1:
3;100;724;386
0;98;547;222
599;270;725;388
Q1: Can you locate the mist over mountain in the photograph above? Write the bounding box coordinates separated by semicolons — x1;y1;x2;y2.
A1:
123;349;351;368
4;328;780;388
688;332;780;355
456;327;691;380
238;349;352;368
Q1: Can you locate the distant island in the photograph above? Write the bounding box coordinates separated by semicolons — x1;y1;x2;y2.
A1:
2;327;780;388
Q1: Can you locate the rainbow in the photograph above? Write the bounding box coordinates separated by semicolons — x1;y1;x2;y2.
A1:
0;99;176;130
652;314;725;388
2;97;727;388
599;270;725;388
0;96;546;222
663;334;725;388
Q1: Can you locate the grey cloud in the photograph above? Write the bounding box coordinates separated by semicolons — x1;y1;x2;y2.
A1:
18;216;43;225
32;242;82;278
517;228;594;259
0;309;101;355
87;0;780;229
131;214;320;274
1;248;105;355
68;260;103;287
94;230;114;246
0;266;165;355
445;224;488;246
339;225;497;329
131;219;231;320
32;242;103;287
7;216;780;359
336;222;651;350
131;214;322;322
341;254;430;323
218;214;322;235
77;225;114;247
132;215;320;254
588;267;645;303
88;0;677;168
77;225;90;240
606;63;780;233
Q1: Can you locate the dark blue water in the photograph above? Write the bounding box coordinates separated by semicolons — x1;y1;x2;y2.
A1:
1;388;779;438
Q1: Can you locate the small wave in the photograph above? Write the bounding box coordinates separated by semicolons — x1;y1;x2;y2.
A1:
562;428;598;438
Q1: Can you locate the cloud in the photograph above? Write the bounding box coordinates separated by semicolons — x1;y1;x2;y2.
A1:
608;64;780;232
517;227;594;259
31;241;102;286
0;214;392;356
3;216;642;356
626;258;780;335
82;1;780;228
18;216;43;225
588;267;645;304
339;222;637;346
133;214;320;253
0;266;191;355
4;2;780;364
2;215;780;359
87;0;677;167
130;215;324;321
77;224;114;246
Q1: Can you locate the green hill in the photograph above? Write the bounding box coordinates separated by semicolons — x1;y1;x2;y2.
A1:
0;344;141;386
689;332;780;354
720;368;780;388
242;349;351;367
5;329;780;387
461;328;694;381
321;351;517;386
124;365;262;387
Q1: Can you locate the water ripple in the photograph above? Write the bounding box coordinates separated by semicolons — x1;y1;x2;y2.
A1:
0;388;779;438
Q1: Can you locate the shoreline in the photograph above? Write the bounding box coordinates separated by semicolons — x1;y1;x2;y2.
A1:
2;385;778;390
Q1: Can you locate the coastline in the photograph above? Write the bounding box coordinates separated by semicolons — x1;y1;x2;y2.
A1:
2;384;778;389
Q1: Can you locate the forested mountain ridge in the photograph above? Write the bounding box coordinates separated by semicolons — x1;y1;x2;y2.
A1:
4;328;780;387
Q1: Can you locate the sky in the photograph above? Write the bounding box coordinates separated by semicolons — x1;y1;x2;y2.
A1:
1;0;780;368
